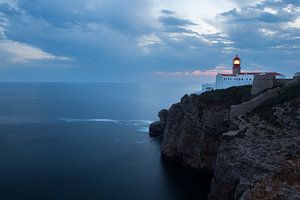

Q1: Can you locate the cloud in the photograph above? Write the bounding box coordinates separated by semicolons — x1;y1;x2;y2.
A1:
138;33;163;54
161;9;174;15
0;1;70;66
0;0;237;69
216;0;300;66
0;0;299;81
0;39;70;64
159;15;196;27
157;67;232;77
14;0;156;35
285;16;300;29
1;0;155;64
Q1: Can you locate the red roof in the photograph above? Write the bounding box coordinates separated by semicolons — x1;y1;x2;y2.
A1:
233;55;240;60
240;72;260;75
260;72;283;76
220;74;237;76
219;72;283;77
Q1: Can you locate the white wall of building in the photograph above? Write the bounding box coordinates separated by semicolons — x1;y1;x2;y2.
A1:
200;55;284;92
215;74;254;89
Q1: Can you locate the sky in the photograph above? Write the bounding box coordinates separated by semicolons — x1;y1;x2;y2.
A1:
0;0;299;82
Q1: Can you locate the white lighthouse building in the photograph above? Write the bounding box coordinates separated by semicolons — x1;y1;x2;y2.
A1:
202;55;284;91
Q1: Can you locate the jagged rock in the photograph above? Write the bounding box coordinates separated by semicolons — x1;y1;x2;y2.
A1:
149;121;164;137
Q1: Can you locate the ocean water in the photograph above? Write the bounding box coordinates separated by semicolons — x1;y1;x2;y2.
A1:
0;83;210;200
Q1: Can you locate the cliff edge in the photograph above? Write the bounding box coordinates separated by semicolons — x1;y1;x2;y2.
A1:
150;81;300;200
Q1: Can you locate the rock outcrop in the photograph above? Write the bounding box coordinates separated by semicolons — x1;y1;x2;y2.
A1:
149;121;164;137
150;82;300;200
149;109;168;137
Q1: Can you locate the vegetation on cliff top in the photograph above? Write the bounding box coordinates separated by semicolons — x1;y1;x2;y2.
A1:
190;85;252;108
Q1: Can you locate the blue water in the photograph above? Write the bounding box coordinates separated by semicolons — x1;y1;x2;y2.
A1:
0;83;210;200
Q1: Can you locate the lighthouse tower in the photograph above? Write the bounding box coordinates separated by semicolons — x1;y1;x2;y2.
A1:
232;55;241;75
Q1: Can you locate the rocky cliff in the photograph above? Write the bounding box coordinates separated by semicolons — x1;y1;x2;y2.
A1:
150;83;300;200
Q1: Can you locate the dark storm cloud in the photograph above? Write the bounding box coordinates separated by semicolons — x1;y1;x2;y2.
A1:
161;9;175;15
0;1;222;73
159;15;196;27
2;0;154;62
257;13;288;23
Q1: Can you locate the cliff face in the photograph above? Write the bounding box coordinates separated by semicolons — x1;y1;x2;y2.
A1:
161;86;251;172
150;83;300;200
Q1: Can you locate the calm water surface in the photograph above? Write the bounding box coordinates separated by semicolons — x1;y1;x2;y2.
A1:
0;83;210;200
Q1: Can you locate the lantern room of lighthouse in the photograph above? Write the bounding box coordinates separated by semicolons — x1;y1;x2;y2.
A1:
232;55;241;75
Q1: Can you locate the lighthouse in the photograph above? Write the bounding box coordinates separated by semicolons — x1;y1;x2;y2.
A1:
212;55;284;90
202;55;284;91
232;55;241;75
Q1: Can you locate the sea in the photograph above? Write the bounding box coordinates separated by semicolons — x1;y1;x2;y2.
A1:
0;83;210;200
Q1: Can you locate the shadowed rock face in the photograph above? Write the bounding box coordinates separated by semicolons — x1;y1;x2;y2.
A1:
161;95;229;171
151;84;300;200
